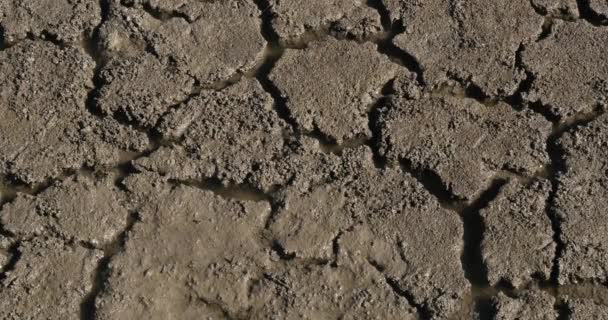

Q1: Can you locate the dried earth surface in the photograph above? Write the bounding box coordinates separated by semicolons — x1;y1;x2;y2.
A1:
1;0;608;319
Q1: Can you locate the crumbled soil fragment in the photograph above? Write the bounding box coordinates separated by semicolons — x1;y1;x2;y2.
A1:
0;0;100;44
96;54;195;129
555;113;608;284
1;174;128;246
270;147;468;318
481;178;555;288
0;238;102;320
95;177;271;319
568;298;608;319
0;40;147;184
493;290;557;319
249;261;417;319
100;0;265;84
270;39;398;143
531;0;579;18
268;0;382;43
523;20;608;118
393;0;542;96
378;93;551;199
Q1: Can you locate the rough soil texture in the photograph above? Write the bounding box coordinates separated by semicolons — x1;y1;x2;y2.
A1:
377;87;551;200
492;290;557;319
391;0;543;97
530;0;579;18
270;39;398;143
523;20;608;119
481;178;554;289
588;0;608;22
568;298;608;319
0;0;101;44
1;0;608;319
555;113;608;285
268;0;382;44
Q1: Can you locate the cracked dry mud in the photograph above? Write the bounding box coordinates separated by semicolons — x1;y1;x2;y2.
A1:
0;0;608;319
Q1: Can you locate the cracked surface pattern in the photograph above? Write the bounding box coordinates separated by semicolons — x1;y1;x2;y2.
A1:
0;237;102;320
100;0;265;85
392;0;543;96
268;0;382;44
378;89;551;200
523;20;608;119
555;113;608;285
0;0;101;44
0;40;147;184
1;0;608;319
492;290;557;319
531;0;579;18
481;178;555;289
270;39;398;143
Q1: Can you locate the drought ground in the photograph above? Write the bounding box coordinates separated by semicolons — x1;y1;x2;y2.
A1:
0;0;607;319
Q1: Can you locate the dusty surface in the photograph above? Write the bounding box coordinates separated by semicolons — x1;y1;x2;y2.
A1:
268;0;382;44
0;0;101;44
1;0;608;319
270;39;398;143
0;40;146;184
391;0;543;97
530;0;579;18
555;113;608;285
481;178;554;289
492;290;557;319
523;20;608;119
0;237;102;320
568;298;608;319
377;87;551;200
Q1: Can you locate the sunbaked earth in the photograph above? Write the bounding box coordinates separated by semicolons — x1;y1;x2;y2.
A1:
0;0;607;319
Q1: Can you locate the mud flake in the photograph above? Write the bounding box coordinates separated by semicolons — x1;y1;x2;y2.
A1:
589;0;608;21
268;0;382;43
0;0;100;44
100;0;265;84
0;40;146;184
531;0;579;18
481;179;554;288
555;113;608;284
0;238;102;320
1;174;129;246
96;54;195;129
269;147;468;318
568;298;608;319
393;0;542;96
378;94;551;200
136;79;290;190
492;290;557;319
270;39;398;143
95;177;271;319
249;260;417;319
523;20;608;119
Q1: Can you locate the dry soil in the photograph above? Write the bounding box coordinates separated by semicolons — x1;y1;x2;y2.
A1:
0;0;608;319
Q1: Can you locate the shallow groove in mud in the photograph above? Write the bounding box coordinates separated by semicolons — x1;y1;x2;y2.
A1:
368;259;433;320
79;211;139;320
